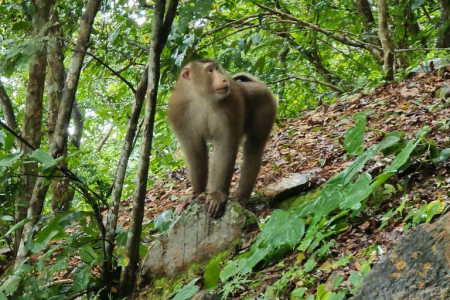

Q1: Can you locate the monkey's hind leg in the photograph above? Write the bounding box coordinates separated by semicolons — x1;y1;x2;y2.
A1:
236;137;266;206
176;137;208;215
207;139;239;218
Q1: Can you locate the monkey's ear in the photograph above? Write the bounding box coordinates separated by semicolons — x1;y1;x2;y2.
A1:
181;68;191;80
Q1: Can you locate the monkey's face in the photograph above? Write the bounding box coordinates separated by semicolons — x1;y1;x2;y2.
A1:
203;63;230;101
181;61;230;102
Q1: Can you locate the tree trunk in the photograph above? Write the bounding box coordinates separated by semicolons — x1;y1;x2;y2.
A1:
378;0;395;81
118;0;178;296
352;0;379;45
0;83;18;131
45;9;74;212
105;0;179;287
14;0;54;254
437;0;450;47
15;0;102;266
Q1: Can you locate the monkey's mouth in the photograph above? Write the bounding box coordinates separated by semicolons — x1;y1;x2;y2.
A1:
216;87;229;94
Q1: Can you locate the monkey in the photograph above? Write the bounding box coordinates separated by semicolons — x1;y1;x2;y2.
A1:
168;59;277;218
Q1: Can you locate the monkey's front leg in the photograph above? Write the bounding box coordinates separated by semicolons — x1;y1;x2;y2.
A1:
177;137;208;215
207;139;239;218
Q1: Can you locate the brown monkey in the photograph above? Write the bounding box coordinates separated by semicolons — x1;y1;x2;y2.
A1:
168;59;277;218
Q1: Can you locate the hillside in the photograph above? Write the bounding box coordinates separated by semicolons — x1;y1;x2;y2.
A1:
127;67;450;299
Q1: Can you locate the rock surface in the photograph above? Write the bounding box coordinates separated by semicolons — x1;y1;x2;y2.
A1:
138;199;256;286
262;169;319;205
354;212;450;300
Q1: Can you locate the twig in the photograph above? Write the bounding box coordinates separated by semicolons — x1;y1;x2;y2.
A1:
267;75;346;94
0;120;106;206
395;47;450;53
256;3;383;59
72;49;136;94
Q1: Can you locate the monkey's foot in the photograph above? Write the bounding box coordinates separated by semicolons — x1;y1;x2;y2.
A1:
177;193;205;215
206;191;228;218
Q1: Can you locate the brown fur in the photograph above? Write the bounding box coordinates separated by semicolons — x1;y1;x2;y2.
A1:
168;59;277;218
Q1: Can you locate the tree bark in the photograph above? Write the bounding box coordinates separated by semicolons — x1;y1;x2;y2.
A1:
46;9;74;212
118;0;178;296
378;0;395;81
15;0;102;266
15;0;54;254
0;83;18;131
105;0;178;287
351;0;379;45
437;0;450;48
95;124;113;153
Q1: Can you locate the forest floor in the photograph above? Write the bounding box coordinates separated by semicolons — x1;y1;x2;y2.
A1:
121;69;450;298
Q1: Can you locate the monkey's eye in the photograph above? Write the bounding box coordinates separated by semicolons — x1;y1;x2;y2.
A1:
207;68;214;73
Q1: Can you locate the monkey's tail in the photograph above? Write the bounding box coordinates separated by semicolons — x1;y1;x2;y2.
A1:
232;72;261;82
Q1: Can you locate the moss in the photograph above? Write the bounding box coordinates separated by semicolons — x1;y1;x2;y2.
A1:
276;188;322;211
138;250;234;300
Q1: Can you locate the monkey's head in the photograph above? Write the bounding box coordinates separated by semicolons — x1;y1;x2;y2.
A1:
180;59;230;101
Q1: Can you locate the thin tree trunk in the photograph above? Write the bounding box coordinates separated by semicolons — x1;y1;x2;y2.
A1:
104;0;178;286
118;0;178;296
0;83;18;131
15;0;102;266
15;0;54;254
437;0;450;47
46;9;74;212
378;0;395;81
351;0;379;45
70;101;84;149
96;124;113;153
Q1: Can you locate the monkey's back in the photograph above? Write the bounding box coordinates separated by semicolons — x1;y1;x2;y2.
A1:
236;80;277;140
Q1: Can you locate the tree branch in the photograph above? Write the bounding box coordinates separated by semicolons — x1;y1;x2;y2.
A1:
0;83;18;131
74;49;136;94
267;75;346;94
256;3;383;60
395;47;450;52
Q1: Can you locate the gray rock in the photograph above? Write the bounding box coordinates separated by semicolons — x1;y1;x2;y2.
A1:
138;199;256;287
434;84;450;99
354;212;450;300
262;169;319;205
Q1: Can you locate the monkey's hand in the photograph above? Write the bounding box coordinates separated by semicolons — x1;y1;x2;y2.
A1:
176;193;205;215
206;191;228;218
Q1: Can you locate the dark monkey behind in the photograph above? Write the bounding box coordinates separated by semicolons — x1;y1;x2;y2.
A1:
168;59;277;218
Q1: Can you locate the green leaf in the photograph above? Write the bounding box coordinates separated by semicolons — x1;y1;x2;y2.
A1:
30;149;56;170
386;138;420;173
290;287;307;299
340;173;373;210
79;245;98;264
32;215;69;253
430;148;450;163
0;275;21;294
220;258;248;282
4;217;30;237
253;210;305;251
204;256;221;290
172;277;200;300
0;292;7;300
0;153;21;167
12;21;30;32
154;210;174;232
344;112;367;155
72;267;90;292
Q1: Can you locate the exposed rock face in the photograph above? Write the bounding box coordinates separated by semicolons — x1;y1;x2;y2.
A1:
354;213;450;300
138;200;256;286
262;169;319;205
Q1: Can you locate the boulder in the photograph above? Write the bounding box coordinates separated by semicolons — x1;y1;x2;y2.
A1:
354;212;450;300
138;199;256;286
262;169;319;205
